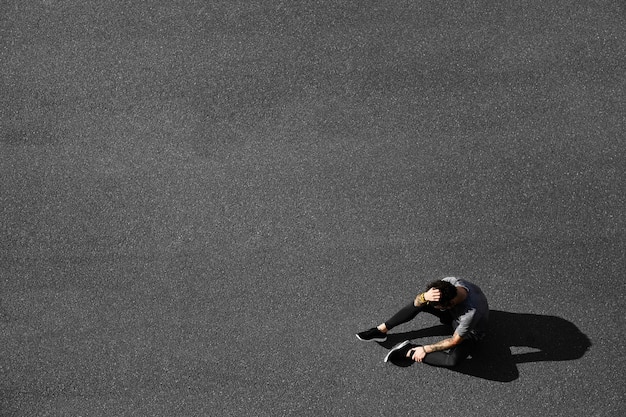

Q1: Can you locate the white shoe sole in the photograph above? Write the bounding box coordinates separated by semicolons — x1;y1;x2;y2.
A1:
384;340;412;362
355;334;387;342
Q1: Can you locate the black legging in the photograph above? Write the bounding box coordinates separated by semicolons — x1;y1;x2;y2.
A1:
384;302;477;367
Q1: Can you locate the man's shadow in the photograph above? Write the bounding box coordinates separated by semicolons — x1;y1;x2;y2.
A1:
379;310;591;382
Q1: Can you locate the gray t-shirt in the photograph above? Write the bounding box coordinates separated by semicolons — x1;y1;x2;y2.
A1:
442;277;489;341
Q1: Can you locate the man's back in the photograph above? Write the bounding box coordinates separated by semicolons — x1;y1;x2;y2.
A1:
443;277;489;340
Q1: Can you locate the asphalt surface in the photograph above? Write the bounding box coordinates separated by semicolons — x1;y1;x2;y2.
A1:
1;1;625;416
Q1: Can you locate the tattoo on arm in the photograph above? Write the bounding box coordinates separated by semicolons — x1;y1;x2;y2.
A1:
427;338;455;353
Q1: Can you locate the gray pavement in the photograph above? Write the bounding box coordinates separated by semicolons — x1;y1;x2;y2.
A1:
1;0;625;416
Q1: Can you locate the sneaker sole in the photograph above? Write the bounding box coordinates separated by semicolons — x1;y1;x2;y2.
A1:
355;334;387;342
384;340;412;363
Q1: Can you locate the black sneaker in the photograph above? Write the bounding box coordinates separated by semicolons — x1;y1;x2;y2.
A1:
356;327;387;342
384;340;418;363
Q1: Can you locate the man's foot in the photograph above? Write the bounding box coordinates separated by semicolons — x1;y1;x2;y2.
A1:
384;340;418;363
356;327;387;342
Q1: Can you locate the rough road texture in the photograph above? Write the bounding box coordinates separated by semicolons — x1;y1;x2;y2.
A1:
1;1;625;416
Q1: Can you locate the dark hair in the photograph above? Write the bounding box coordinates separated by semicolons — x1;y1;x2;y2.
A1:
426;280;457;305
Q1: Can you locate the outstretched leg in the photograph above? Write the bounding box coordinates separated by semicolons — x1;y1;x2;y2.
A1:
357;301;453;342
383;302;422;331
357;301;422;342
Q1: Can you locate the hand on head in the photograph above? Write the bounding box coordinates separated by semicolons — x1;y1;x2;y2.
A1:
424;287;441;303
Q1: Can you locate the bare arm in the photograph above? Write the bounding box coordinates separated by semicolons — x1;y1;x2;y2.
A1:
424;333;464;353
409;333;464;362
